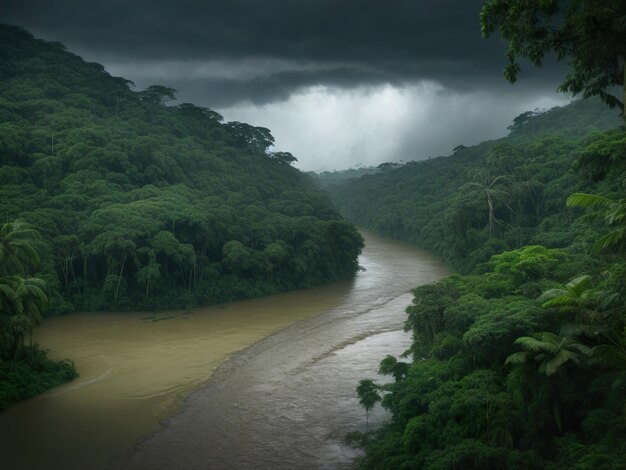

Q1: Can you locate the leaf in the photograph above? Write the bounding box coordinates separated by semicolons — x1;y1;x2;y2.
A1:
505;351;529;366
566;193;613;208
565;275;592;292
541;295;577;309
541;349;578;376
592;228;625;253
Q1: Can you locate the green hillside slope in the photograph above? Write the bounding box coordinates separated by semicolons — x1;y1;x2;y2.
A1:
0;25;363;313
326;99;622;272
332;99;626;467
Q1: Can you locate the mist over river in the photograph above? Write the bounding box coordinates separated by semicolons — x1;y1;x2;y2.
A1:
0;232;448;470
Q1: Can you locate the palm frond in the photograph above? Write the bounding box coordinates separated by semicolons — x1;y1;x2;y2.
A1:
565;275;592;292
540;349;579;376
541;295;578;309
592;228;625;252
505;351;530;366
566;193;613;208
515;335;558;354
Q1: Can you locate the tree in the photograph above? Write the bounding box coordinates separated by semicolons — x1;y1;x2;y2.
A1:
566;193;626;253
225;122;275;152
102;236;136;310
270;151;298;166
175;103;223;122
0;221;40;275
480;0;626;120
0;222;48;357
457;173;512;238
356;379;381;431
9;276;47;351
0;24;366;314
540;275;595;313
53;234;79;293
506;331;592;376
378;355;409;382
137;85;177;105
135;249;161;304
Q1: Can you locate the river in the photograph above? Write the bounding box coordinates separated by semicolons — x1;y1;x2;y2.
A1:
0;232;449;469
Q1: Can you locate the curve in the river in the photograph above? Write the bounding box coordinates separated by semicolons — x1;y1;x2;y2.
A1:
113;231;450;470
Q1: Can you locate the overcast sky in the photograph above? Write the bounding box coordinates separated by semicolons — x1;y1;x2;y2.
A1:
2;0;571;171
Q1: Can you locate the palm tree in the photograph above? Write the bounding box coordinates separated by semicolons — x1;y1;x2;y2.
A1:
0;221;41;276
566;193;626;253
357;379;381;432
539;275;599;324
506;332;592;377
0;274;48;356
458;173;512;238
537;275;626;372
14;276;47;346
0;222;47;358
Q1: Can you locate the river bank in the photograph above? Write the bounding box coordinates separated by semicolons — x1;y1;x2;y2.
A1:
0;232;449;470
113;232;450;469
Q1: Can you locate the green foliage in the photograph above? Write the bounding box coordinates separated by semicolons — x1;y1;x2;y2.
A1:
356;238;626;468
0;221;49;357
506;332;592;376
0;222;78;409
0;344;77;410
327;100;621;274
567;192;626;253
357;378;382;431
486;245;567;285
0;25;364;312
341;4;626;465
346;103;625;468
480;0;626;115
378;355;409;382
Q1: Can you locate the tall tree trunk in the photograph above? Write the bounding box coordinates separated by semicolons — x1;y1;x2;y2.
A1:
70;261;79;298
59;255;69;291
486;192;495;238
113;252;126;310
82;254;88;298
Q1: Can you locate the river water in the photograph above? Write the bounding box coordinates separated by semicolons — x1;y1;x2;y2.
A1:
0;232;448;469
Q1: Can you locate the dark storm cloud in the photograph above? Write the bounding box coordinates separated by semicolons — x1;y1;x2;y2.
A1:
4;0;494;61
1;0;562;106
118;60;508;107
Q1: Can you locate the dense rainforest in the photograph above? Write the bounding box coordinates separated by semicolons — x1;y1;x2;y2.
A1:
340;101;626;468
326;98;622;273
328;12;626;467
0;25;363;408
0;24;363;312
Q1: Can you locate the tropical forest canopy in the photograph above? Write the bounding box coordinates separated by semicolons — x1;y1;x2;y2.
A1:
326;98;622;272
334;98;626;469
333;0;626;466
0;24;364;315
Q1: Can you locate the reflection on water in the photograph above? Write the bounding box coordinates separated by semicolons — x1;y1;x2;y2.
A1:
0;232;449;470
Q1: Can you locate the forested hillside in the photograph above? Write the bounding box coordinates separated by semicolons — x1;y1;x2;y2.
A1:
333;97;626;467
0;25;363;314
326;99;622;272
311;162;404;188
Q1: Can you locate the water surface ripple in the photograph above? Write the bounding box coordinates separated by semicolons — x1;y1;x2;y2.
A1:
113;232;449;469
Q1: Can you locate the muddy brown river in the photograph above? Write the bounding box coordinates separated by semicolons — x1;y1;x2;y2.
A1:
0;232;449;469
